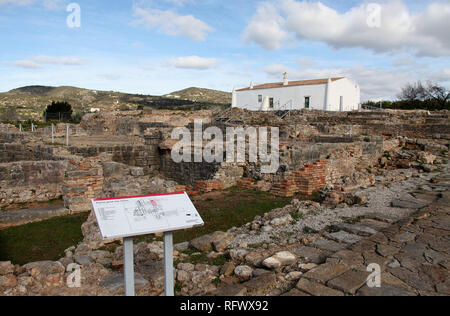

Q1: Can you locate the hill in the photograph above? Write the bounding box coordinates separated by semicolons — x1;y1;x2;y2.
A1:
164;87;231;105
0;86;230;121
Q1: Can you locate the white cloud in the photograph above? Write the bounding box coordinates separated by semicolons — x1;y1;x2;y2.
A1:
11;56;86;69
13;59;43;69
243;2;289;50
33;55;86;65
244;0;450;57
171;56;217;70
133;7;213;42
0;0;35;6
0;0;65;9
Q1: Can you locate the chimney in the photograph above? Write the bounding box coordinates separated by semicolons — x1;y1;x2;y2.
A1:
283;72;289;86
250;81;254;89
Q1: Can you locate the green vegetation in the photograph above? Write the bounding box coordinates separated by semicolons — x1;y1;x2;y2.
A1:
172;187;291;244
0;187;292;265
0;213;89;265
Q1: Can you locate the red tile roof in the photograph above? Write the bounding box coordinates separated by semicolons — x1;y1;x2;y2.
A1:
237;77;345;91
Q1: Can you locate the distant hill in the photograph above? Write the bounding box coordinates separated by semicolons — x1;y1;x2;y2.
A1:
164;87;231;105
0;85;230;121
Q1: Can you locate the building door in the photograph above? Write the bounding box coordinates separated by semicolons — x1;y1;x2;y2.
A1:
269;98;274;109
305;96;310;109
340;96;344;112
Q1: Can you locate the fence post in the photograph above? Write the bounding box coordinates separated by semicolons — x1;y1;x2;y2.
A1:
51;123;54;144
66;124;69;146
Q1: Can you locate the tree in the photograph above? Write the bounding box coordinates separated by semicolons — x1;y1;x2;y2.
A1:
398;81;427;101
44;101;73;120
424;81;450;110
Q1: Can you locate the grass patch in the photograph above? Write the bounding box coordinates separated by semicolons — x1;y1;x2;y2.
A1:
0;187;291;265
172;187;291;244
0;213;89;265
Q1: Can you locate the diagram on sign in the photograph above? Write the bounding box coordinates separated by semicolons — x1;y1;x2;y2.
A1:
92;192;204;239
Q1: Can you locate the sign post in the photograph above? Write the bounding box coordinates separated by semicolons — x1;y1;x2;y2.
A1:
91;192;204;297
164;232;174;296
123;237;135;297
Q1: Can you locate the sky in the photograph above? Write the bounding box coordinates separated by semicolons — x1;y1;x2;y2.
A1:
0;0;449;101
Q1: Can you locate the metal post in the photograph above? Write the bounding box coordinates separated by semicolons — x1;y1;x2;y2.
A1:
164;232;174;296
51;123;54;144
31;123;34;132
66;124;69;146
123;237;135;297
19;124;22;132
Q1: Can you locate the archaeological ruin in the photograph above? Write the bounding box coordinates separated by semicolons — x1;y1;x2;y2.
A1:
0;108;449;296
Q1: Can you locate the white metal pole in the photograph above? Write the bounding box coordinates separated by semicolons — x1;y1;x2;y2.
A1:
19;123;22;132
123;237;135;297
66;124;69;146
164;232;174;296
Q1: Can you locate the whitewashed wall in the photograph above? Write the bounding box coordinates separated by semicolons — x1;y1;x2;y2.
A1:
235;78;360;112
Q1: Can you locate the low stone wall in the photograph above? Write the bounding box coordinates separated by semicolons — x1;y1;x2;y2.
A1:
0;161;68;209
66;145;160;175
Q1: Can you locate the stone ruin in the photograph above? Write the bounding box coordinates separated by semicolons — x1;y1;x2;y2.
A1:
0;109;448;227
0;108;449;296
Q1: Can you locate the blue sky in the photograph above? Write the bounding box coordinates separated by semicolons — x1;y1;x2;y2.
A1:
0;0;449;100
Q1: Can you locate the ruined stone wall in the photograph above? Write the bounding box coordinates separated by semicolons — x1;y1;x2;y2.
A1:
0;144;62;163
62;157;105;213
0;161;68;209
66;145;160;175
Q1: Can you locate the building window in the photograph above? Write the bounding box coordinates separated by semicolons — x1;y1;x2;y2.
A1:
305;96;310;109
269;98;274;108
258;95;262;103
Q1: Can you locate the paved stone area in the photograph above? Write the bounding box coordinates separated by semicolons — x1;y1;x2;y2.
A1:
291;171;450;296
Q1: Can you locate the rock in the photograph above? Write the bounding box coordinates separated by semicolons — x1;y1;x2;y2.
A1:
299;263;318;272
229;249;249;263
252;269;271;278
286;271;303;281
327;270;370;295
177;270;190;283
261;226;273;232
303;262;350;284
234;265;253;282
58;257;74;268
220;262;235;276
296;278;344;296
262;257;281;269
0;261;15;275
101;272;149;292
333;223;378;237
174;242;190;252
418;152;436;164
243;273;277;296
0;275;17;288
216;284;247;296
212;233;234;252
23;261;65;279
391;197;427;209
190;231;231;252
273;251;297;266
74;255;93;266
270;215;293;227
326;231;365;244
177;263;195;272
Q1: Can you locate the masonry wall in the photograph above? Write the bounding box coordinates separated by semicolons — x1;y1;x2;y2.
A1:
0;161;68;209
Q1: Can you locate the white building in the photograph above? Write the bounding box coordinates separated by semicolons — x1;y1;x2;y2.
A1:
232;73;360;112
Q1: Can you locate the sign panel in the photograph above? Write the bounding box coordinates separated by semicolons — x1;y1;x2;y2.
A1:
91;192;204;239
